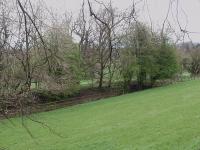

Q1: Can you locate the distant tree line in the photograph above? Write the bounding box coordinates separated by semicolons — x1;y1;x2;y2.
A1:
178;42;200;77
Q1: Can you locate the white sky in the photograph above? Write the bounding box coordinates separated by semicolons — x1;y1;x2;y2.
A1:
43;0;200;42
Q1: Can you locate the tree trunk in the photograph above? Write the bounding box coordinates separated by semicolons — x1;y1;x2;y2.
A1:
99;69;103;88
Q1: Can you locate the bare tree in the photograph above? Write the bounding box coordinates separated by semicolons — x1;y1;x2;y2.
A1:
87;0;136;88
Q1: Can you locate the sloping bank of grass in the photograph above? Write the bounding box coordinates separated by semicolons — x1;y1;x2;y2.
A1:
1;80;200;150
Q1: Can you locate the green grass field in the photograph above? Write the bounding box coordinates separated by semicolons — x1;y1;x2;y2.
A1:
1;80;200;150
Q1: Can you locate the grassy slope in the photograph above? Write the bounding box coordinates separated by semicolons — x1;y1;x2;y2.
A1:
1;80;200;150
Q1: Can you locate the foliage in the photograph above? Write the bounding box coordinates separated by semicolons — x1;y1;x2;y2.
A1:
35;24;81;96
188;49;200;76
0;0;182;116
121;23;179;88
119;48;138;90
151;43;180;83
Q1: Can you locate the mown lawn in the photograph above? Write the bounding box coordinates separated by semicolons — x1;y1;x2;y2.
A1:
1;80;200;150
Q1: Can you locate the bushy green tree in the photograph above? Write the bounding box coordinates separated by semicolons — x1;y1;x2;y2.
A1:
121;22;179;88
150;42;179;84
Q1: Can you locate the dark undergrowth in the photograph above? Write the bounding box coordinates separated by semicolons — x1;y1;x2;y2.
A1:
0;78;190;119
